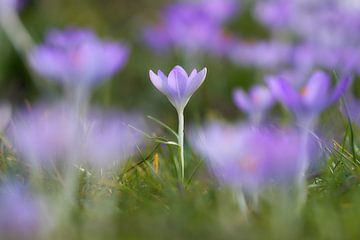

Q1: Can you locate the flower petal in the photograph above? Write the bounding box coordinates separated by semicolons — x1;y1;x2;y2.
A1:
331;75;353;104
233;89;252;113
149;70;166;94
168;66;189;99
267;76;302;111
186;67;207;98
302;71;330;109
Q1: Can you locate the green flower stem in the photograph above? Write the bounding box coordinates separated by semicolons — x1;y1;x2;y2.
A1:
178;109;185;183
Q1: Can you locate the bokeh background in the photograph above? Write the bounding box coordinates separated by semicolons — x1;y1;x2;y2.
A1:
0;0;269;127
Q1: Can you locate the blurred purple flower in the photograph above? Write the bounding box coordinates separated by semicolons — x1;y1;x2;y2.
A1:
149;65;207;111
143;25;171;53
254;0;294;29
190;122;303;194
267;71;352;117
0;183;44;239
83;111;144;169
144;0;239;55
9;104;81;166
233;85;273;122
164;2;222;54
229;41;292;69
200;0;240;23
29;28;129;88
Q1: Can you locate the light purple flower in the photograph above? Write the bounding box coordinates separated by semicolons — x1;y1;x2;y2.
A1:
254;0;294;29
8;104;81;166
149;65;207;111
164;3;222;54
8;104;143;169
228;41;292;69
29;28;129;88
144;0;238;55
83;111;144;169
190;122;303;194
0;183;45;239
233;85;273;122
200;0;240;23
267;71;352;117
143;25;171;53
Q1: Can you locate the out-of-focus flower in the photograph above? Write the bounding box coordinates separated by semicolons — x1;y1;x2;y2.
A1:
9;103;144;170
200;0;239;23
228;41;292;69
149;65;207;111
8;104;81;166
83;111;144;169
254;0;294;29
0;183;45;240
247;0;360;78
164;2;222;54
143;0;239;55
233;85;273;122
29;28;129;88
267;71;352;118
143;25;171;53
190;122;303;194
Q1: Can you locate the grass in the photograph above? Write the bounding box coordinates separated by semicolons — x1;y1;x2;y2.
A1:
1;119;360;240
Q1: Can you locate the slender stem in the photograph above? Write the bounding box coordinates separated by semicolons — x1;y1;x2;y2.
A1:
178;109;185;183
0;5;34;55
296;116;316;210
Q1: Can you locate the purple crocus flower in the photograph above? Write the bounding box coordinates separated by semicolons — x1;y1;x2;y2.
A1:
200;0;240;23
8;104;81;166
164;3;223;54
0;183;45;240
83;111;144;169
228;41;292;70
149;65;207;111
267;71;352;118
254;0;294;29
143;25;171;53
144;0;238;56
233;85;274;122
29;28;129;88
190;122;303;194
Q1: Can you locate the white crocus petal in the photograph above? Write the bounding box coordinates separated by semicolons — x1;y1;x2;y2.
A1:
186;67;207;98
149;70;165;93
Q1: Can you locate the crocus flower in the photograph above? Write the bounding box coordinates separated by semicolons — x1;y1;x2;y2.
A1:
233;85;273;122
82;110;144;169
149;65;207;182
8;104;81;166
228;41;292;70
149;65;207;111
0;183;46;240
144;0;238;56
267;71;352;119
29;28;129;88
190;122;303;194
